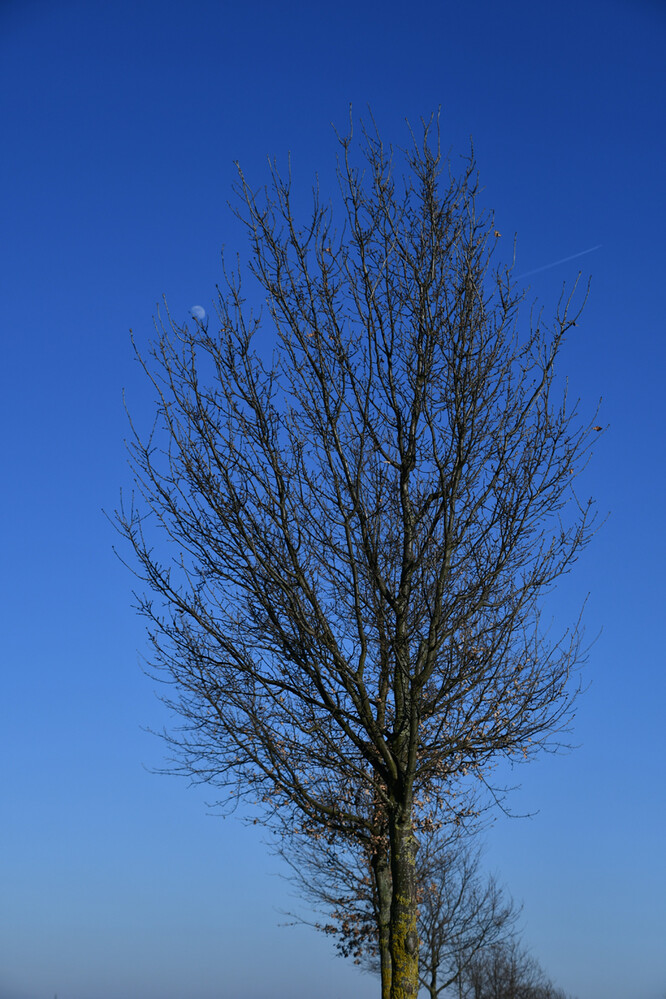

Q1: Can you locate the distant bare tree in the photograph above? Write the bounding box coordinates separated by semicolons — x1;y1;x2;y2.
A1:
460;939;571;999
417;832;518;999
117;112;597;999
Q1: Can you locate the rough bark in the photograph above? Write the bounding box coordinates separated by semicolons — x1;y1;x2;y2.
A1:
389;810;420;998
373;849;393;999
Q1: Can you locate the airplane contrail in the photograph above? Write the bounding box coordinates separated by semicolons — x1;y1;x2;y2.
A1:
517;244;602;279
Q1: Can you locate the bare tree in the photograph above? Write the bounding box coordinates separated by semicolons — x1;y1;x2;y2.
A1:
117;113;597;999
279;819;519;999
417;832;519;999
460;939;572;999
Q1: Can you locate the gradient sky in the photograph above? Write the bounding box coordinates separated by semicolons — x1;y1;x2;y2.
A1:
1;1;664;998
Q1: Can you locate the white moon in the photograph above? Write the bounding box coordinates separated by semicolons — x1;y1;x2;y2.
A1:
190;305;206;321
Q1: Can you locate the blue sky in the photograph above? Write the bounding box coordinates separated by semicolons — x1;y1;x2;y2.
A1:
1;1;664;997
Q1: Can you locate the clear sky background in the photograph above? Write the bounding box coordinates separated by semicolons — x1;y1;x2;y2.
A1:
1;1;664;998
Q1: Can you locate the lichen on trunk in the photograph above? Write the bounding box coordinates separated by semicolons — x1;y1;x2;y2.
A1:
389;811;420;999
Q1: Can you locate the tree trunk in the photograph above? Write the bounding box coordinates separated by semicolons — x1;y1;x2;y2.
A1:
373;849;393;999
427;962;438;999
389;810;420;999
